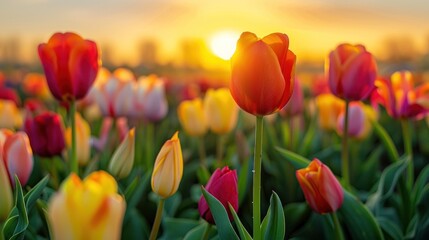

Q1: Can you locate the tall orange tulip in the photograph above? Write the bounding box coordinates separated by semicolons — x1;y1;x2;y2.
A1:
38;32;99;102
230;32;296;116
327;43;377;101
296;159;344;214
48;171;125;240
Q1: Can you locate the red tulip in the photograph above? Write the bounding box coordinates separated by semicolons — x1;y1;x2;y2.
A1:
0;87;21;106
0;129;33;186
231;32;296;116
38;32;99;102
24;112;65;157
373;71;429;119
327;43;377;101
296;159;344;214
198;166;238;223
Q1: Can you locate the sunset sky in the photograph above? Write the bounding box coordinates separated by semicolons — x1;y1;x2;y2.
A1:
1;0;429;66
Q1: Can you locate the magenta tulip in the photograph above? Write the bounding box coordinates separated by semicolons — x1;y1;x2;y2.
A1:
198;166;238;223
327;43;377;101
24;112;66;157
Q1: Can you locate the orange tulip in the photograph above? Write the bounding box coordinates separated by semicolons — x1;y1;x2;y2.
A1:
38;32;99;102
231;32;296;116
296;159;344;214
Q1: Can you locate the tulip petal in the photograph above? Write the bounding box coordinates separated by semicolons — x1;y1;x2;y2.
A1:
342;52;377;100
3;132;33;186
231;41;286;115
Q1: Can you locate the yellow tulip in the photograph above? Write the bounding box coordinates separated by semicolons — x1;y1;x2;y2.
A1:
0;99;22;129
0;157;12;221
315;94;345;131
65;113;91;165
108;128;135;179
48;171;125;240
177;98;207;136
151;132;183;198
203;88;238;134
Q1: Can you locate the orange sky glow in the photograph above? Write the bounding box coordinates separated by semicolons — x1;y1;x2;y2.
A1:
1;0;429;68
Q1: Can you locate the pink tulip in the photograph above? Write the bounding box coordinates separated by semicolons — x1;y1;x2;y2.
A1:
296;159;343;214
134;75;168;122
198;166;238;223
0;129;33;186
281;78;304;117
327;43;377;101
336;102;365;137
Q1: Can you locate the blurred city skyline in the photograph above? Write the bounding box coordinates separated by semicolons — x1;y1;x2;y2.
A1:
1;0;429;68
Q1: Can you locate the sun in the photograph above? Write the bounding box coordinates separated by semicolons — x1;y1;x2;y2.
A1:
209;31;240;61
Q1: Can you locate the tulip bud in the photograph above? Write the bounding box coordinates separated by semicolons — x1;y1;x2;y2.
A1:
336;102;365;138
203;88;238;134
151;132;183;198
327;43;377;101
198;166;238;223
65;113;91;165
48;171;126;240
177;98;208;137
24;112;66;157
296;159;344;214
1;129;33;186
38;32;99;102
108;128;135;179
231;32;296;116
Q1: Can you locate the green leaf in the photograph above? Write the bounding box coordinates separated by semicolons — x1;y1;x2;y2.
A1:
24;176;49;211
263;192;285;240
161;217;200;239
183;223;210;240
275;147;310;169
3;176;29;240
340;191;384;240
377;217;403;240
298;115;317;156
412;164;429;206
284;202;311;238
371;120;399;162
228;204;252;240
128;173;150;208
201;187;239;240
366;157;409;212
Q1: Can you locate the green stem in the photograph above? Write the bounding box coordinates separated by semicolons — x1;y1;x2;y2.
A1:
331;212;345;240
341;100;350;188
401;119;413;189
253;116;263;240
216;134;225;164
289;116;294;150
70;100;78;174
145;123;154;170
198;136;206;167
149;198;165;240
0;222;4;240
202;222;212;240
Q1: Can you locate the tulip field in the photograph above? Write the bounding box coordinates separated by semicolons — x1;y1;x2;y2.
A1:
1;31;429;240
